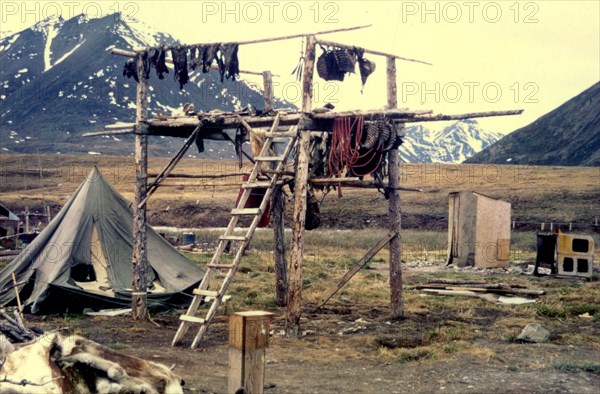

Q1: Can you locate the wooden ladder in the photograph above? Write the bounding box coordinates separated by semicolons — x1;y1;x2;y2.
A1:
172;114;297;349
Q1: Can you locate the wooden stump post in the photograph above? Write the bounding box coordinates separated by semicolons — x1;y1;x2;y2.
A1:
228;311;274;394
386;56;404;319
262;71;274;113
286;35;315;337
132;54;149;320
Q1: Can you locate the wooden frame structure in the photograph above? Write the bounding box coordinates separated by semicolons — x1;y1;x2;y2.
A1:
92;25;523;336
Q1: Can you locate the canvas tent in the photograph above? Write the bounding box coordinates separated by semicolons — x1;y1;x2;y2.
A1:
0;167;204;313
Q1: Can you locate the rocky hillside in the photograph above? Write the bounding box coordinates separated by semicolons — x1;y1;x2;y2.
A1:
466;82;600;166
0;13;290;156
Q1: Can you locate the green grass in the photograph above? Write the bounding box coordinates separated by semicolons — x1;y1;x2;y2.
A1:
554;361;600;374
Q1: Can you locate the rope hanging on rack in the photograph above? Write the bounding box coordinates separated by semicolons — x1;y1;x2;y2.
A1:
328;116;388;179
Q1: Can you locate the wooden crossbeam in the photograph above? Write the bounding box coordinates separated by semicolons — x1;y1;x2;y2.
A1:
316;38;432;65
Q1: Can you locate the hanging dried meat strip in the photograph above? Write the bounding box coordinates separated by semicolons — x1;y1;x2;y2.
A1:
171;46;189;89
189;46;204;71
155;48;169;79
123;58;139;82
222;43;240;81
202;43;220;73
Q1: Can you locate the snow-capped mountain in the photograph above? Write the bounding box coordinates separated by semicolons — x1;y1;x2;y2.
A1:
399;119;505;163
0;13;290;156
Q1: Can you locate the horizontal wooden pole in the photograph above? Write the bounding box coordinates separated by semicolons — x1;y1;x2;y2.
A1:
316;38;432;65
309;108;433;119
410;109;524;122
106;122;136;129
87;109;523;138
82;129;133;137
109;48;279;76
147;172;249;179
128;25;371;53
309;178;424;192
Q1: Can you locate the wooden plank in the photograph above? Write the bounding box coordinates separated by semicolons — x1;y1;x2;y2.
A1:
315;232;397;310
286;35;316;338
422;289;479;297
180;315;206;324
254;156;285;162
231;208;261;216
192;289;220;297
132;54;149;321
219;235;248;242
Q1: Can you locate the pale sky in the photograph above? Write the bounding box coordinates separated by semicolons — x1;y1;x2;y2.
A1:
1;0;599;133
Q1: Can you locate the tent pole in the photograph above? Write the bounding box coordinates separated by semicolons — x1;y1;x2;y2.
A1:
132;54;150;320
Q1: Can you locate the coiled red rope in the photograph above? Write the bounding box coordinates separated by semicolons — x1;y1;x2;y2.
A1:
328;116;385;178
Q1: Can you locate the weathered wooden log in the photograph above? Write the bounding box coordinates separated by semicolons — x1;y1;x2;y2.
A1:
286;35;315;338
131;52;149;321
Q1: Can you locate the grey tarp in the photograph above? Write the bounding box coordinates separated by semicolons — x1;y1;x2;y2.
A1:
0;167;204;313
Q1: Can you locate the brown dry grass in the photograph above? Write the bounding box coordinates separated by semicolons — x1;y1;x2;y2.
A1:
1;153;599;231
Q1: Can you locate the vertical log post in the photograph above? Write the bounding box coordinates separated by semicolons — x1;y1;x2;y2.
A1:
228;311;274;394
386;56;403;319
132;54;149;320
272;186;287;306
262;71;274;112
286;35;315;337
263;69;287;305
24;207;29;234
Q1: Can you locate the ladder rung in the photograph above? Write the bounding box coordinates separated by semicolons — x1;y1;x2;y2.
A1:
219;235;247;241
180;315;206;324
242;181;282;189
193;289;220;297
231;208;261;215
254;156;285;162
207;264;235;269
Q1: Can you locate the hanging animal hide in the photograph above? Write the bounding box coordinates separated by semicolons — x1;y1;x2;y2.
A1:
171;46;189;89
0;333;184;394
123;58;139;82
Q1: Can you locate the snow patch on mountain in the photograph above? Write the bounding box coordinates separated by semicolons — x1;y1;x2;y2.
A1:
399;119;504;163
53;38;86;68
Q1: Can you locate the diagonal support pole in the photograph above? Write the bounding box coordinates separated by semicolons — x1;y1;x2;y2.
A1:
138;125;201;209
314;231;398;310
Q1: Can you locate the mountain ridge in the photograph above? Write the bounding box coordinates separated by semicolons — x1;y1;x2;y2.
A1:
2;13;504;163
466;82;600;166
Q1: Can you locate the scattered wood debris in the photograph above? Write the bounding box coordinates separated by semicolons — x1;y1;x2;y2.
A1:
413;280;544;304
0;309;41;343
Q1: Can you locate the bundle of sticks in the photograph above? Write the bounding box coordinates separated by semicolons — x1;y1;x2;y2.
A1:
0;309;42;343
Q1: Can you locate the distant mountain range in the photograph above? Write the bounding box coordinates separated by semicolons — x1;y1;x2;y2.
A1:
467;82;600;166
0;13;289;156
400;119;504;163
1;13;506;163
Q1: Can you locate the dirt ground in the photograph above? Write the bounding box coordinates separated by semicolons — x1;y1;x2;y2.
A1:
28;267;600;394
